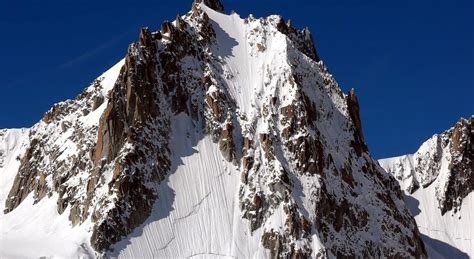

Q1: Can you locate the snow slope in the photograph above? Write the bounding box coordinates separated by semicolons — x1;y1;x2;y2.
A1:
0;194;94;258
110;113;265;258
411;185;473;258
0;129;92;258
202;4;289;116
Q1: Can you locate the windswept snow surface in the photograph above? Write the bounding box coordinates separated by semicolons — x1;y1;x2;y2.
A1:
380;155;473;258
0;195;94;258
0;60;124;258
412;186;473;258
111;113;266;258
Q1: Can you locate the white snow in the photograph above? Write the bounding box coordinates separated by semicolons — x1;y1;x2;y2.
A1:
410;184;473;258
201;4;293;118
380;151;473;258
0;129;94;258
0;194;94;258
202;4;256;116
82;59;125;126
110;113;266;258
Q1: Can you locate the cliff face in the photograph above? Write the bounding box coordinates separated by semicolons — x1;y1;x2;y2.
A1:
1;1;426;258
444;117;473;214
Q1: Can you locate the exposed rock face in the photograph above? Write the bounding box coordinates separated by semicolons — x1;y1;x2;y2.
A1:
2;0;427;257
276;18;321;62
347;88;368;155
195;0;224;13
443;117;473;214
87;27;171;251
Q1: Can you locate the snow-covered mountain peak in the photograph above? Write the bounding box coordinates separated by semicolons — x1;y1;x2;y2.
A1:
1;2;428;258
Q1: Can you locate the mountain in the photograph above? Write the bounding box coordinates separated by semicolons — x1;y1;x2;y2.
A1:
0;0;427;258
380;116;473;258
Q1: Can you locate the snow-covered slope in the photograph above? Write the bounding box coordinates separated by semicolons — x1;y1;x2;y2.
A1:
1;0;427;258
110;113;265;258
380;116;473;258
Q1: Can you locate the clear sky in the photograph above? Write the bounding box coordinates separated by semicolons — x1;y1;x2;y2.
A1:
0;0;472;158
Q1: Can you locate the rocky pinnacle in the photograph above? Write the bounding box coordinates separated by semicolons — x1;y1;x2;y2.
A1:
194;0;224;13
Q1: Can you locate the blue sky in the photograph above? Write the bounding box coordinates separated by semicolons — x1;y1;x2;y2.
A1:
0;0;472;158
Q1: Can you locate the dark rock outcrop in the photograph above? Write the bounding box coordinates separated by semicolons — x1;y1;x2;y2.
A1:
441;116;473;214
194;0;225;13
347;88;368;155
86;26;170;251
4;81;108;215
276;18;321;62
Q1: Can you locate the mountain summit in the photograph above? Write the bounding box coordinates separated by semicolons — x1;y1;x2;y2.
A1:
195;0;225;13
0;1;426;258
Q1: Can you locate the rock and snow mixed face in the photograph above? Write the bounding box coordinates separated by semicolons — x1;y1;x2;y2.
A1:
0;61;124;258
380;116;473;258
1;0;427;258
